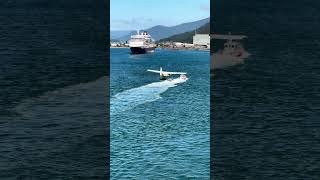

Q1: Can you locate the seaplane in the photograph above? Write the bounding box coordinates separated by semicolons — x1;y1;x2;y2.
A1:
147;67;188;81
211;32;250;70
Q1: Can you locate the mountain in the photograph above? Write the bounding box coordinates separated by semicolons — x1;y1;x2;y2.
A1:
110;30;132;40
158;22;210;43
110;39;119;42
117;17;209;41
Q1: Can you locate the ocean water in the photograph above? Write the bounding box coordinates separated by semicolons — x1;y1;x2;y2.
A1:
211;1;320;179
0;6;108;179
110;48;210;179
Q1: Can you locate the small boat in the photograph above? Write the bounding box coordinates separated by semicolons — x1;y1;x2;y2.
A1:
179;74;188;80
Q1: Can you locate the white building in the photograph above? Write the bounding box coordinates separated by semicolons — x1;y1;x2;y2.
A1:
193;34;210;48
184;43;194;48
110;42;119;47
174;42;184;47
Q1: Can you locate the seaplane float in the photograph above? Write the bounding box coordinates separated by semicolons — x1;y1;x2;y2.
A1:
147;67;188;81
211;32;250;70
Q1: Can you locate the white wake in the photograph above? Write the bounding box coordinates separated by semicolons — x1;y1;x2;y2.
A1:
111;78;187;114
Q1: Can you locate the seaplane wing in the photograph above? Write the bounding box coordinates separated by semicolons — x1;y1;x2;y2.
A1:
164;71;187;75
147;69;186;75
147;69;161;73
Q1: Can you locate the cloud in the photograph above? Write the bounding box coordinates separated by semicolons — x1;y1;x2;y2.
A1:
111;17;154;30
113;17;152;25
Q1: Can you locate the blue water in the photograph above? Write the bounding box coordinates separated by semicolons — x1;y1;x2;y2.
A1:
110;48;210;179
211;1;320;179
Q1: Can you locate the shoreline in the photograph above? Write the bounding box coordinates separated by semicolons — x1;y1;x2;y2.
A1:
110;46;129;49
110;46;209;51
158;47;209;51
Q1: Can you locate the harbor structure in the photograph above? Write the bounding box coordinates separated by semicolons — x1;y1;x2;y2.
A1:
193;34;210;48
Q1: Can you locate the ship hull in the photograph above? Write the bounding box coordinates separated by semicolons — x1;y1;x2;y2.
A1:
130;47;155;54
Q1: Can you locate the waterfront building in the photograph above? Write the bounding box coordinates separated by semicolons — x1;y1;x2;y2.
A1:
110;42;119;47
193;34;210;48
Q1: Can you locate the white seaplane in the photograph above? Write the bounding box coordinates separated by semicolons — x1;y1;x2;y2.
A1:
147;67;188;81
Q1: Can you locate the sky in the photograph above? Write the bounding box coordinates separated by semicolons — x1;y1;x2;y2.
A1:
110;0;210;31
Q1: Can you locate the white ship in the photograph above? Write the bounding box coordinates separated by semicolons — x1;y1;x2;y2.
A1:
211;33;250;70
128;30;156;54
